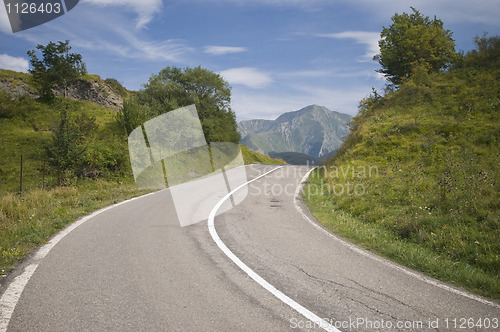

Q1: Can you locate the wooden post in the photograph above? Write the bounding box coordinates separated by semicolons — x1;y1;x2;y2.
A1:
42;157;46;190
19;155;23;196
57;155;61;186
93;151;96;177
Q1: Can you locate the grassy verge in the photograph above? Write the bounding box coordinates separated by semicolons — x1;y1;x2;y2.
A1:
0;179;150;276
241;144;286;165
303;170;499;301
302;56;500;301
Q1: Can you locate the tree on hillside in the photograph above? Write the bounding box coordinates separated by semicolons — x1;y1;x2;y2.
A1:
137;66;240;143
27;40;87;100
117;98;151;136
463;34;500;68
374;7;458;85
46;110;98;175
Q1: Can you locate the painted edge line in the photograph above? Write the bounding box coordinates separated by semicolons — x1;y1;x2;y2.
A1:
0;190;159;332
208;165;341;332
294;167;500;310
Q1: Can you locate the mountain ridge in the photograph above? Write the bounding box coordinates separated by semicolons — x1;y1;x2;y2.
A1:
238;105;351;160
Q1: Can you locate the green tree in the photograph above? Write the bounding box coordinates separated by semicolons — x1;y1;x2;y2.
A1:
138;66;240;143
27;40;87;100
116;98;150;135
374;8;458;85
463;34;500;68
46;110;98;174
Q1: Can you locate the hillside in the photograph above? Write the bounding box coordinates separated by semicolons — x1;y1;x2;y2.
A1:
0;70;127;110
268;152;320;165
0;70;132;192
303;42;500;299
0;69;283;275
238;105;351;160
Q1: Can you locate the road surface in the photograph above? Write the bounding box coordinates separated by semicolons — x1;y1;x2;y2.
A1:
1;165;498;331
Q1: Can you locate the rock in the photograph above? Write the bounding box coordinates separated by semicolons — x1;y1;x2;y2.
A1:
0;78;39;99
54;78;123;110
0;73;124;110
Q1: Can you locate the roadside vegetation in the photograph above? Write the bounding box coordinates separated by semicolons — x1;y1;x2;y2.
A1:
304;28;500;300
241;145;285;165
0;41;283;276
0;78;148;275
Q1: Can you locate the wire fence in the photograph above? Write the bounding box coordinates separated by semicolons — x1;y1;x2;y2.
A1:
16;155;61;196
10;153;102;196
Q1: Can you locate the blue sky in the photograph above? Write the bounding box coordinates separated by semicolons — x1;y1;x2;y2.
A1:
1;0;499;120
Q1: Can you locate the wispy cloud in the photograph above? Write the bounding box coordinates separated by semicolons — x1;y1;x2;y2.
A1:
203;46;248;55
220;67;273;89
82;0;163;28
0;54;29;72
104;25;194;61
231;85;368;121
279;70;333;79
76;36;193;62
231;91;308;120
317;31;380;62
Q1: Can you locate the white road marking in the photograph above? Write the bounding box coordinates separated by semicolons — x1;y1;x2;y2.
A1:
294;167;500;310
208;166;341;332
0;191;158;332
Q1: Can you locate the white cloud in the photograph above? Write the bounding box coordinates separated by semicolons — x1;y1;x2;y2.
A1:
0;54;29;72
82;0;163;28
231;91;307;120
203;46;248;55
59;13;195;63
77;37;192;62
231;82;373;121
279;70;333;79
220;67;273;89
317;31;380;61
292;84;374;115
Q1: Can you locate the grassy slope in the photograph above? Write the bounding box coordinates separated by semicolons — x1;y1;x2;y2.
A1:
304;64;499;299
0;72;146;274
241;144;286;165
0;70;284;275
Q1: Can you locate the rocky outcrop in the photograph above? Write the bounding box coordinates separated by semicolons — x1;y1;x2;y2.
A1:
0;71;124;110
0;78;39;99
54;78;123;110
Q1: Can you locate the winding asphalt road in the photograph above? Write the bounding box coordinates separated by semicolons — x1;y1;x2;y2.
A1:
1;165;498;331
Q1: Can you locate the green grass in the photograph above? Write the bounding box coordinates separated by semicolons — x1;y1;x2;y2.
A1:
0;179;150;274
0;70;284;276
0;69;34;83
241;144;286;165
0;88;145;275
303;59;500;300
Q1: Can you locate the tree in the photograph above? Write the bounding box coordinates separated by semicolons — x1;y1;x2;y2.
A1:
46;110;98;175
116;98;150;135
27;40;87;100
463;34;500;68
137;66;240;143
374;8;458;85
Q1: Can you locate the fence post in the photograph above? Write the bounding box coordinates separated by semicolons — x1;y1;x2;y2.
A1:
57;155;61;186
42;157;46;190
19;154;23;196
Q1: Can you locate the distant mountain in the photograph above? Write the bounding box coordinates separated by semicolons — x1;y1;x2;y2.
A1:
238;105;351;160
